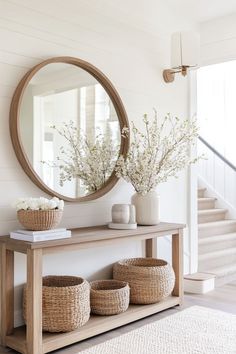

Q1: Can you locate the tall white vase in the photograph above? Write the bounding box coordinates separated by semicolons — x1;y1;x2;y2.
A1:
131;191;160;225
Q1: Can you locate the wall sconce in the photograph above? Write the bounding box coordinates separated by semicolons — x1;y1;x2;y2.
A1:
163;31;200;83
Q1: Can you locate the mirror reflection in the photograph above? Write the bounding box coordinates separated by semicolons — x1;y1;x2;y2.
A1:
19;63;120;198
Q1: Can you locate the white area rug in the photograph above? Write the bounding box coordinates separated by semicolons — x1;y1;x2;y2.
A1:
79;306;236;354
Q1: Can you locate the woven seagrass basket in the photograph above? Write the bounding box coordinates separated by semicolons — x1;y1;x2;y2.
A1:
90;279;130;315
17;209;63;231
23;276;90;332
113;258;175;304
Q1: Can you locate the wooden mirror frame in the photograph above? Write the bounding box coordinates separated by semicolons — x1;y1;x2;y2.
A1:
10;56;129;202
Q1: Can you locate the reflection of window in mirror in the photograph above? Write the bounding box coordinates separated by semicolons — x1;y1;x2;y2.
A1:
33;88;78;196
42;132;54;188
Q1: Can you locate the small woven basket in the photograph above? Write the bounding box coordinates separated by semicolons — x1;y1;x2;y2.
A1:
90;279;130;315
17;209;63;231
23;276;90;332
113;258;175;304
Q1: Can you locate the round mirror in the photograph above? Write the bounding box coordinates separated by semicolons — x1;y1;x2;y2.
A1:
10;57;129;201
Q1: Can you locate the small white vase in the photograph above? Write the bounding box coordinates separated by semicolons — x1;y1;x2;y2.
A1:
131;191;160;225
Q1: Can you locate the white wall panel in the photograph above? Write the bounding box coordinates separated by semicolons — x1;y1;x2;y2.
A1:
225;165;236;207
214;156;225;198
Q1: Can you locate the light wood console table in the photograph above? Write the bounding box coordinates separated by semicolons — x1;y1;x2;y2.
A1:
0;222;184;354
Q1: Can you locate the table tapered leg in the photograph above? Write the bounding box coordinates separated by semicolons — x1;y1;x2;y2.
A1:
26;248;43;354
0;244;14;346
172;230;183;303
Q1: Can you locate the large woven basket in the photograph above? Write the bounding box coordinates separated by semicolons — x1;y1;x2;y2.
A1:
23;276;90;332
17;209;63;231
90;279;130;315
113;258;175;304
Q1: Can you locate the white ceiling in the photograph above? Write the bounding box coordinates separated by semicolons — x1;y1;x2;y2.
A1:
74;0;236;33
165;0;236;22
84;0;236;22
9;0;236;37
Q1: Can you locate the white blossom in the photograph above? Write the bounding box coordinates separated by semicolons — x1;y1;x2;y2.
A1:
51;197;64;210
13;200;28;211
57;200;64;210
115;110;200;195
27;198;40;210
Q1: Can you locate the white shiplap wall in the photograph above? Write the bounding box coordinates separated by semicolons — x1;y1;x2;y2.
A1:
0;0;192;324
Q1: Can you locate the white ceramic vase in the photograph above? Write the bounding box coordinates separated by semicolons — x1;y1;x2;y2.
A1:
131;191;160;225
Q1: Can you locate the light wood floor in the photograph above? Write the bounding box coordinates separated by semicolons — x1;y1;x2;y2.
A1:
1;281;235;354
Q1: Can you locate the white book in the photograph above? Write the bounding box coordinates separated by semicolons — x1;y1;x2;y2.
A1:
10;230;71;242
15;228;67;236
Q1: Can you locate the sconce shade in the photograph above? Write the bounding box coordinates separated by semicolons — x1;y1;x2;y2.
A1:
171;31;200;69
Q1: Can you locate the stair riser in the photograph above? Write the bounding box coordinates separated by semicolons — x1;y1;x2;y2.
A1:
198;190;205;198
198;200;215;210
198;212;226;224
199;239;236;254
198;223;236;238
199;253;236;270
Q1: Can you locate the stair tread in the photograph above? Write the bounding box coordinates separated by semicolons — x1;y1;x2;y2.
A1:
198;208;227;215
198;219;236;229
199;246;236;260
198;197;216;202
207;264;236;277
199;233;236;245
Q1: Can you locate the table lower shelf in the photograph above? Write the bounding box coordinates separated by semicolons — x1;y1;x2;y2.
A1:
6;296;181;354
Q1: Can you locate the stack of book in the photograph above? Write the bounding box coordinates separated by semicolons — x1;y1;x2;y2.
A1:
10;228;71;242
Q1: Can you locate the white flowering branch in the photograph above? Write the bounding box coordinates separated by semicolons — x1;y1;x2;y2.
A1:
115;110;200;195
44;121;120;194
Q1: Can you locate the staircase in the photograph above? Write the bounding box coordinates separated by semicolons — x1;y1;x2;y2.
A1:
198;187;236;286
